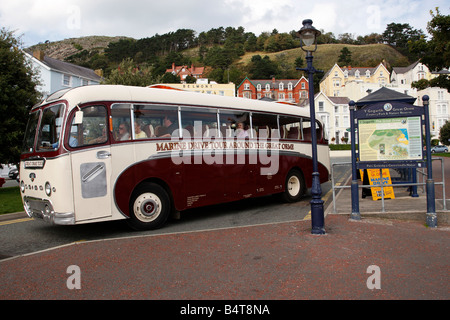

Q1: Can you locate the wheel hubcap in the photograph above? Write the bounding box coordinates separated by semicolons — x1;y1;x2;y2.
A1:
134;193;161;222
288;176;300;197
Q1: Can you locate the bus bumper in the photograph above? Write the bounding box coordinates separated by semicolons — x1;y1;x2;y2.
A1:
23;196;75;225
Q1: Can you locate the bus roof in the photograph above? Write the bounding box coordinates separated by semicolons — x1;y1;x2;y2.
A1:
34;84;311;118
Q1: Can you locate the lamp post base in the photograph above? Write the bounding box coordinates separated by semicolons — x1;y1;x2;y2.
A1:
311;199;325;234
310;172;325;234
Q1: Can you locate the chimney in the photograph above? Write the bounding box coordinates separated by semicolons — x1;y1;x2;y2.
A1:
33;50;45;61
94;69;103;77
172;62;175;71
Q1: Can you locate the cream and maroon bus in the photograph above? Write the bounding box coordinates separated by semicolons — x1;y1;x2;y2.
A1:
20;85;330;230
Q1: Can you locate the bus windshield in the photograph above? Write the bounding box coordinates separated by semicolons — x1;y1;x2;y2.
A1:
23;103;65;153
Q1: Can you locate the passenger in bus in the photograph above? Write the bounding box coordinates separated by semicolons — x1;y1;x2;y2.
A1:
90;126;107;144
235;122;249;138
163;115;178;136
156;115;178;138
155;125;169;137
134;120;148;139
118;122;130;141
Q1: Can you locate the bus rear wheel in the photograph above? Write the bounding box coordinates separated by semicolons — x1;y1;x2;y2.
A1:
282;169;306;202
127;182;171;230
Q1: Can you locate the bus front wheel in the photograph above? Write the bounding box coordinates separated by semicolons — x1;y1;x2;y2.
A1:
128;182;171;230
282;169;306;202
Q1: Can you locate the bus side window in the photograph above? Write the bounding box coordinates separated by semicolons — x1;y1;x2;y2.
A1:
219;111;250;138
68;105;108;148
111;104;132;142
180;107;218;139
279;116;301;140
132;105;178;139
301;119;322;142
251;113;278;139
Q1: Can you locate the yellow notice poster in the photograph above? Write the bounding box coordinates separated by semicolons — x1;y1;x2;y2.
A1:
360;169;395;201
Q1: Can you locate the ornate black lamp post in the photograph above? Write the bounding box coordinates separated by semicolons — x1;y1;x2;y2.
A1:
297;19;325;234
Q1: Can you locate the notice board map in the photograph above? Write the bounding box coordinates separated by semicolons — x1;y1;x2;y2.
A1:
358;117;423;162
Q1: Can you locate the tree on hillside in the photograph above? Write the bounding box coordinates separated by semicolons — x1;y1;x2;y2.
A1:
338;47;352;66
383;22;425;59
264;33;298;52
338;33;356;45
248;55;279;79
104;58;159;86
0;28;41;164
317;30;337;44
409;8;450;91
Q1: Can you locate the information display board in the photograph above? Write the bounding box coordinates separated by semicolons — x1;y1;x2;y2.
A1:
358;116;423;162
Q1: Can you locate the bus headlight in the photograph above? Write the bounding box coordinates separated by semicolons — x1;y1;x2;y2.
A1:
20;181;25;193
45;182;52;196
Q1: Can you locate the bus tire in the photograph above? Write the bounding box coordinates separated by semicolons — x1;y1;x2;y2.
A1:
127;182;171;230
282;169;306;203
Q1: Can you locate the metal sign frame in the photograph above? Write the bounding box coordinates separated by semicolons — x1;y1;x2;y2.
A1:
348;96;437;227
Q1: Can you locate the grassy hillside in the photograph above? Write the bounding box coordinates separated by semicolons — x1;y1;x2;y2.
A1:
238;43;409;74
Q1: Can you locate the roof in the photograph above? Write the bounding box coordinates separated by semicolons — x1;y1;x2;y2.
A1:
328;96;351;105
29;52;102;81
392;61;420;75
166;64;205;77
320;62;389;83
356;87;416;106
34;85;311;118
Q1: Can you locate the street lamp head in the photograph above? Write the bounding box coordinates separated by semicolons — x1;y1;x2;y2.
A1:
422;95;429;106
298;19;321;52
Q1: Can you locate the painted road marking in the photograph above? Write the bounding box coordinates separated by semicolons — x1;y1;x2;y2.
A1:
303;187;333;221
0;218;33;226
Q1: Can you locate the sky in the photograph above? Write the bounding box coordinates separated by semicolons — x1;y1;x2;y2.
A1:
0;0;448;47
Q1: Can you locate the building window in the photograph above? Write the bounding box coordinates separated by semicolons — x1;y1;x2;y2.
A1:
265;84;270;91
279;93;285;100
366;70;370;78
301;82;306;89
244;83;250;90
355;70;360;78
82;79;89;86
318;101;324;112
343;115;350;127
63;74;71;86
257;84;262;91
344;71;348;78
279;82;284;90
288;82;293;90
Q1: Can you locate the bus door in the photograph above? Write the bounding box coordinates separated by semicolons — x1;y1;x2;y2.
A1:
68;105;112;221
222;149;259;200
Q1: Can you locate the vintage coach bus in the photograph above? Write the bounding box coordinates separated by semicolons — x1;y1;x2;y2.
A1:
19;85;330;230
